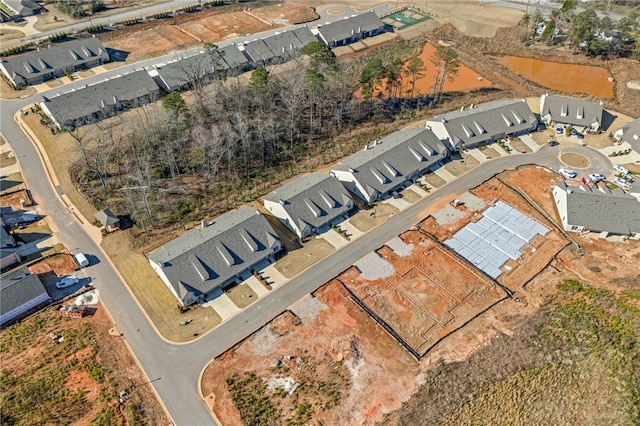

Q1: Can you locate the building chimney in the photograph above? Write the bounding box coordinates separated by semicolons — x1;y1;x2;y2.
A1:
373;139;378;146
201;219;208;228
364;145;368;151
460;106;464;111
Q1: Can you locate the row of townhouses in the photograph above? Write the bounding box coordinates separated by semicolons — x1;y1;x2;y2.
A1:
145;95;639;307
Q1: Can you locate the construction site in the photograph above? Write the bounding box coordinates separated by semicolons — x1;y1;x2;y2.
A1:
201;165;578;424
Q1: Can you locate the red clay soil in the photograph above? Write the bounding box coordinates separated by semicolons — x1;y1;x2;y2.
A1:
0;189;32;208
28;253;78;276
495;56;614;99
419;166;569;289
1;302;170;425
201;281;420;426
338;231;506;357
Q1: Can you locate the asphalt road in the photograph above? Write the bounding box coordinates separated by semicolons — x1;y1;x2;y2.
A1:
0;5;615;425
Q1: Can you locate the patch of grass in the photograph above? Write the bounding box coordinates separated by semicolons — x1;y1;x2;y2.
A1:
226;372;281;425
390;281;640;425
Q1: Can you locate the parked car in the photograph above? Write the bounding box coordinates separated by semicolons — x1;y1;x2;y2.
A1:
576;132;584;139
559;168;577;178
555;126;563;134
548;141;559;147
613;165;630;175
587;173;606;182
612;178;632;190
55;275;79;289
74;252;89;267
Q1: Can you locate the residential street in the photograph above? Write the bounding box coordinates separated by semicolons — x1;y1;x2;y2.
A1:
0;7;616;424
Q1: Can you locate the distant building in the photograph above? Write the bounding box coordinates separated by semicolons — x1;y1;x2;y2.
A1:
40;70;160;128
613;117;640;152
0;38;109;88
331;128;446;203
1;0;45;17
316;11;386;48
151;52;227;93
264;173;353;239
552;181;640;239
539;93;604;131
148;208;282;306
426;99;538;151
94;208;119;233
1;267;51;327
242;26;317;64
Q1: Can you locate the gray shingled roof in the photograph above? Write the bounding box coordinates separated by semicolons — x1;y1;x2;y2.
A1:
1;267;51;325
556;182;640;235
1;223;15;249
540;94;603;128
428;99;537;149
317;11;384;45
3;0;44;15
154;52;228;91
291;26;319;46
264;173;353;234
147;208;280;303
242;39;275;63
95;208;119;227
42;70;159;126
0;38;109;86
218;44;249;69
261;26;318;58
616;118;640;151
332;128;446;200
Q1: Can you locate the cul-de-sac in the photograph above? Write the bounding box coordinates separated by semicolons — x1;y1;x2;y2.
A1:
1;0;639;425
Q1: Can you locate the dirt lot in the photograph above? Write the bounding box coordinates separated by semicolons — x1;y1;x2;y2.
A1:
0;299;170;425
100;3;318;63
201;282;420;425
338;231;507;357
27;252;77;276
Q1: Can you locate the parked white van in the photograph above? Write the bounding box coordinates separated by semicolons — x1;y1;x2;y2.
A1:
74;252;89;267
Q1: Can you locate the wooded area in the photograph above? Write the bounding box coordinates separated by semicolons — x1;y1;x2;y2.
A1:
67;39;455;242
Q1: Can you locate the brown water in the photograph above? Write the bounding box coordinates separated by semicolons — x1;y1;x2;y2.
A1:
362;42;492;98
495;56;614;99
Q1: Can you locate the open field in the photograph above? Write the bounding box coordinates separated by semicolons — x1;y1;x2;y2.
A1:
0;300;170;425
338;231;508;358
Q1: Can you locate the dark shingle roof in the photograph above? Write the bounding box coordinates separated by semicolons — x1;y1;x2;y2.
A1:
264;173;353;234
42;70;159;126
1;267;50;325
154;52;227;91
147;208;280;303
242;39;275;63
0;38;109;86
317;11;384;44
540;94;604;128
332;128;446;200
95;208;119;227
218;44;249;69
555;182;640;235
428;99;537;148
